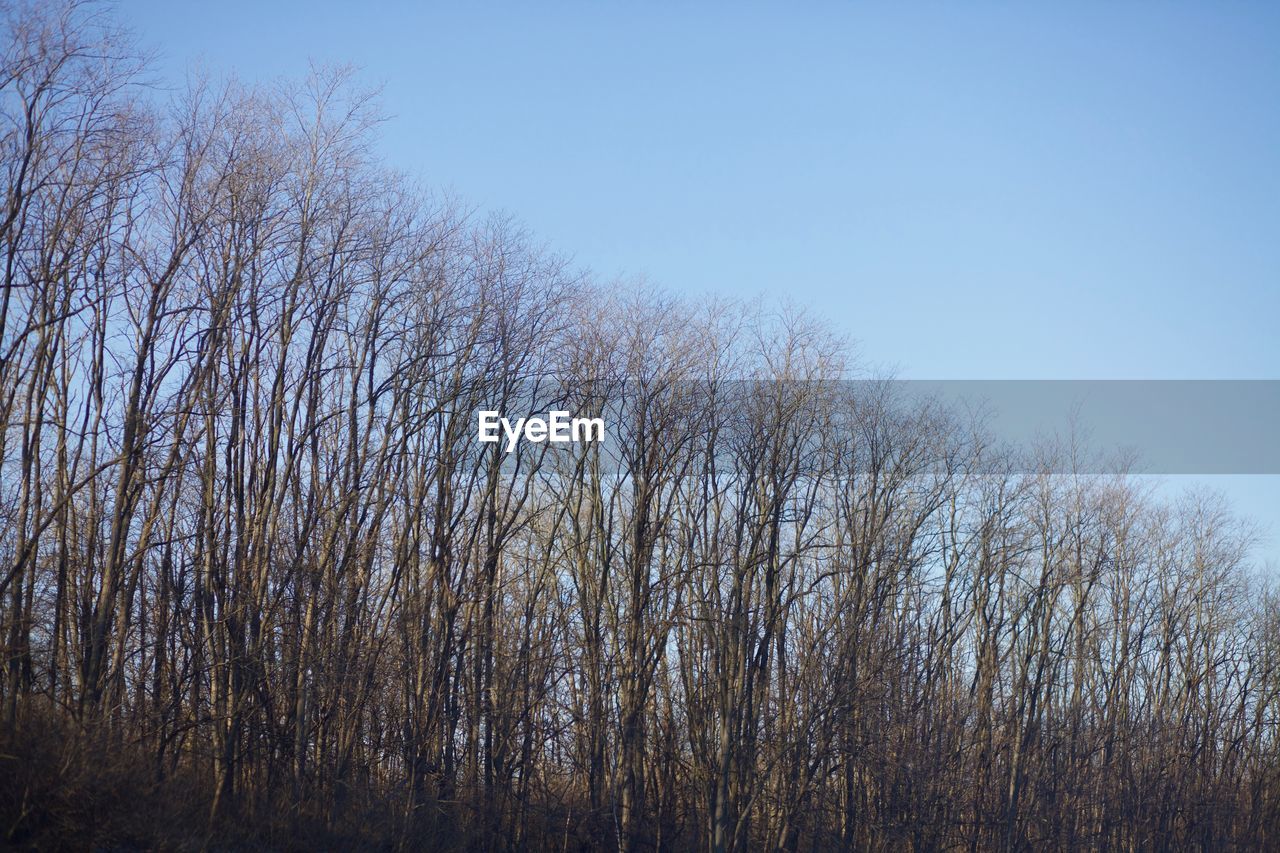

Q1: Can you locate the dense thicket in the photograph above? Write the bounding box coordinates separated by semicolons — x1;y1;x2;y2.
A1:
2;4;1278;850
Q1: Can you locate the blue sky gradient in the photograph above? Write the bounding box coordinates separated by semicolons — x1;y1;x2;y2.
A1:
119;1;1279;565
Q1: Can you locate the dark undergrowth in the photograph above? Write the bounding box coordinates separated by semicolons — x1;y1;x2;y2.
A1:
0;714;420;852
0;711;613;852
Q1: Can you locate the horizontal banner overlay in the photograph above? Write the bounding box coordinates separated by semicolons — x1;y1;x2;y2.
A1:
464;380;1280;474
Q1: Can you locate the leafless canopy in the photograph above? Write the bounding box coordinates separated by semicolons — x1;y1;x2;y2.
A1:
2;3;1278;850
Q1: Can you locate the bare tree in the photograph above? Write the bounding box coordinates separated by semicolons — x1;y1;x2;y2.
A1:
1;4;1277;850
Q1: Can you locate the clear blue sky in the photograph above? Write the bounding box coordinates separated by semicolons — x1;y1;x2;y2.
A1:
119;0;1279;565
